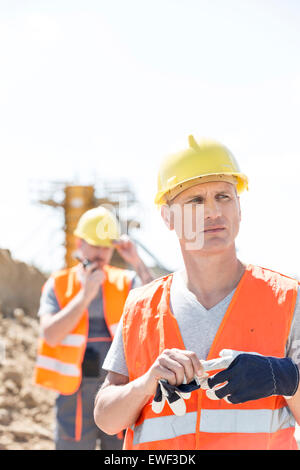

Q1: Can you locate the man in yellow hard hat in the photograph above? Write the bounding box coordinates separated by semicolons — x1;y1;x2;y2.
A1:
34;206;154;450
94;136;300;450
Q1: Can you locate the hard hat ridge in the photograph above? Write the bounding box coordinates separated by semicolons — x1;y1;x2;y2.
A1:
188;134;201;151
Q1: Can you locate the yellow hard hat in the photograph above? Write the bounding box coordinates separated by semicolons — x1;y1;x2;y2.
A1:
74;206;120;247
154;135;248;205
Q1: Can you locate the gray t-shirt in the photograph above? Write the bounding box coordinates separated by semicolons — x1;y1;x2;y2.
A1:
102;269;300;376
38;268;141;377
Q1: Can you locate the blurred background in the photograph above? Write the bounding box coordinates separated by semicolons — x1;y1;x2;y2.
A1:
1;0;300;277
0;0;300;449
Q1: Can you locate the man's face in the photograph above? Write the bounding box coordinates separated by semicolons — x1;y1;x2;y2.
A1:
162;181;241;255
77;239;114;269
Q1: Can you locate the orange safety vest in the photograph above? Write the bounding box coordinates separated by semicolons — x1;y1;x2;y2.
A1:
122;264;298;450
34;264;132;395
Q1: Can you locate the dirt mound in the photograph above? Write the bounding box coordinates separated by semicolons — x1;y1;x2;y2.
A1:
0;249;46;317
0;309;56;450
0;249;55;449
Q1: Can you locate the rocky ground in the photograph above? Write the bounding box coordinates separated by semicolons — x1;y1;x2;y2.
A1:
0;308;56;450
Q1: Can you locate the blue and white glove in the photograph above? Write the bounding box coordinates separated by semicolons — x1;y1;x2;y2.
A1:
202;349;300;404
151;352;237;416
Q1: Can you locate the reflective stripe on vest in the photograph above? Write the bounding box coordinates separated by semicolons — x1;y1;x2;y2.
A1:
36;355;81;377
122;264;298;450
133;407;295;446
60;334;86;347
34;264;131;395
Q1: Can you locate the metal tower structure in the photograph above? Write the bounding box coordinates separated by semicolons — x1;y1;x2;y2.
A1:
30;179;169;275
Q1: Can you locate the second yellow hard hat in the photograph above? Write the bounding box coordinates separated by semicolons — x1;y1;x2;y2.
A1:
154;135;248;205
74;206;120;247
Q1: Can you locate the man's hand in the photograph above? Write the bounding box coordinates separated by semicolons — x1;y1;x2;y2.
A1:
112;235;140;267
203;349;300;404
112;235;154;285
40;262;104;348
150;350;237;416
140;348;206;397
79;262;105;307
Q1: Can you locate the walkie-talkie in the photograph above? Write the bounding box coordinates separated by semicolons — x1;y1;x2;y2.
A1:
82;258;93;269
75;255;95;270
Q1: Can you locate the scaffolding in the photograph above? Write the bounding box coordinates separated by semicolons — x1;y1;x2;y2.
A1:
30;179;169;275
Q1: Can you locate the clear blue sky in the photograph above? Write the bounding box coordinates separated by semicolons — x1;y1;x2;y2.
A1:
0;0;300;277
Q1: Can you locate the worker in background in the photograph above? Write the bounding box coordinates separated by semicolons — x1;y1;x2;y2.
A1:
94;136;300;450
34;206;154;450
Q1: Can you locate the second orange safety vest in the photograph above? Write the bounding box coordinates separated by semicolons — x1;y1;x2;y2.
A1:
122;264;298;450
34;264;132;395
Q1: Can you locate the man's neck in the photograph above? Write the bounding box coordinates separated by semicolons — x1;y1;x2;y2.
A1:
181;246;246;310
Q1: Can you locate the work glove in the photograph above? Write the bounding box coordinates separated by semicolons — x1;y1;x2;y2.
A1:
201;349;300;404
151;378;200;416
151;352;237;416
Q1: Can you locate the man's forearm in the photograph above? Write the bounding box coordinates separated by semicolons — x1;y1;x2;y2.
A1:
41;291;88;347
133;259;154;285
94;377;152;435
286;380;300;425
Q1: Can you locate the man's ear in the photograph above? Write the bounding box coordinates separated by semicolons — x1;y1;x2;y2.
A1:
76;237;84;249
161;204;174;231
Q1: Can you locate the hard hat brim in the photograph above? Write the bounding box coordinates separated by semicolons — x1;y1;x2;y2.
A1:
154;172;248;206
74;231;118;247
